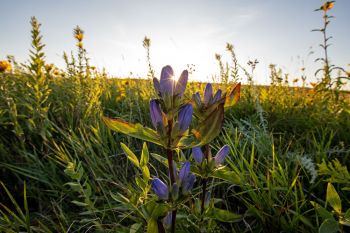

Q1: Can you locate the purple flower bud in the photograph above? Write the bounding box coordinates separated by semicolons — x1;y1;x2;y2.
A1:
178;104;193;133
182;174;196;194
212;89;222;103
204;191;211;208
151;178;168;200
153;78;161;95
204;83;213;104
192;92;201;108
174;70;188;97
160;65;175;97
178;161;190;184
149;100;163;129
163;212;172;229
214;145;230;166
192;147;203;164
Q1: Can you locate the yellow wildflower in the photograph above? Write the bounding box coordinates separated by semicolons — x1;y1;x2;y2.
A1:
77;42;83;49
75;32;84;42
0;60;11;72
320;1;334;12
45;63;54;71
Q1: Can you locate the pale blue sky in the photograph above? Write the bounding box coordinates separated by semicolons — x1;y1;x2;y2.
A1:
1;0;349;85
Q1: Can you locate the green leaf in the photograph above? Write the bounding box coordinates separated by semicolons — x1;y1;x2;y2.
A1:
207;208;241;223
121;143;140;168
142;166;150;181
211;167;241;184
150;153;168;167
191;102;224;146
319;218;339;233
103;117;161;146
130;223;143;233
326;183;342;214
147;219;158;233
140;142;149;167
311;201;333;220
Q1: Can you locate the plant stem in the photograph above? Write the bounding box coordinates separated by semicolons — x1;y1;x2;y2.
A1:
201;144;210;215
166;119;177;233
200;178;207;214
157;218;166;233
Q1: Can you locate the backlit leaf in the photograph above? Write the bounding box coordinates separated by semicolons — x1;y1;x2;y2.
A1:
326;183;342;214
103;117;161;146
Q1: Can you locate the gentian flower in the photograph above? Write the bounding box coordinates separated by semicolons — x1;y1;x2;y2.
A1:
182;174;196;195
153;65;188;98
178;104;193;133
151;178;168;200
178;161;190;185
214;145;230;166
192;83;224;109
192;147;203;164
149;99;163;129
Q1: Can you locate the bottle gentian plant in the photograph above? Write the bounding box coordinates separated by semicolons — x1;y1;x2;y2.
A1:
103;65;241;232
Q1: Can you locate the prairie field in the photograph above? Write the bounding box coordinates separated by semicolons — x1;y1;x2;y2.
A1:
1;1;350;233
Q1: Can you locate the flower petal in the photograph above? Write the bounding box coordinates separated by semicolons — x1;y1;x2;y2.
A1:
160;65;175;96
212;89;222;103
178;104;193;133
163;212;172;229
151;178;168;200
192;147;203;164
174;70;188;97
182;174;196;194
192;92;201;108
204;83;213;104
149;99;163;129
153;78;161;95
178;161;190;184
214;145;230;165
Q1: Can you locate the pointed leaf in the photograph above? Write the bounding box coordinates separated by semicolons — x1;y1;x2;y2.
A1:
140;142;149;167
211;167;240;184
192;102;224;145
121;143;140;168
103;117;161;146
326;183;342;214
207;208;241;222
224;83;241;109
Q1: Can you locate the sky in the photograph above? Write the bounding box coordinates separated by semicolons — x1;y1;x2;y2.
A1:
1;0;349;85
